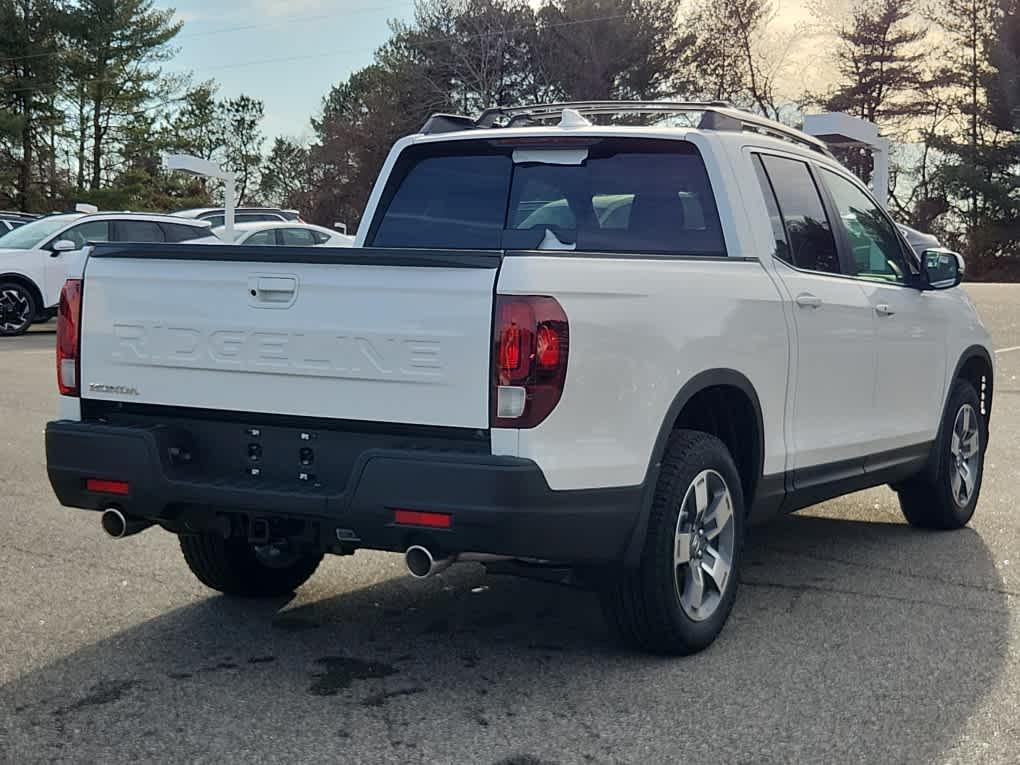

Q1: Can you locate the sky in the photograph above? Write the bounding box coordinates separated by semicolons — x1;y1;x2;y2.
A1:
168;0;838;143
169;0;418;141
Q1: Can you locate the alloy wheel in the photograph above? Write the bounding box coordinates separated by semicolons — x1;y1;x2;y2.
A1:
949;403;981;507
0;287;32;334
673;469;736;621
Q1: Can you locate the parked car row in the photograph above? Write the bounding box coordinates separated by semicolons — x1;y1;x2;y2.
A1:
214;221;355;247
0;212;219;336
0;207;353;336
171;206;302;228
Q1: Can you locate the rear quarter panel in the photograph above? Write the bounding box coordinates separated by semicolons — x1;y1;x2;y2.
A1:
494;255;790;490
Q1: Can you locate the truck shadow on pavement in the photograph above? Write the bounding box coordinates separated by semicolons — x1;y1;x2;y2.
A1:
1;512;1009;764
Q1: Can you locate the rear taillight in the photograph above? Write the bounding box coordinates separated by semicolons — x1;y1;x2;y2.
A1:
492;295;569;429
56;279;82;396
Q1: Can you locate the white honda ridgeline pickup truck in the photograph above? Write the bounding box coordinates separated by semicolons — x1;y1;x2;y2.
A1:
46;102;994;654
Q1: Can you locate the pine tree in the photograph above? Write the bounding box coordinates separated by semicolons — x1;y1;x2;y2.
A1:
928;0;1002;260
0;0;65;210
811;0;927;187
821;0;927;123
65;0;181;190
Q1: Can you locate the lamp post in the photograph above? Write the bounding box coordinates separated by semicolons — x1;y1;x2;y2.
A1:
163;154;237;240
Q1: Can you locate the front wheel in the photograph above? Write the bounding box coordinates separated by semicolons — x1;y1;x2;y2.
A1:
0;282;36;337
600;430;744;655
897;379;987;529
179;534;323;597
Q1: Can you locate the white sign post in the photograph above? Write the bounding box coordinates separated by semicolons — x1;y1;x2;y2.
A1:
164;154;238;241
802;113;890;208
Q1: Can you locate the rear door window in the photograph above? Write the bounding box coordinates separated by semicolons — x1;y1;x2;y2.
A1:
244;230;277;245
757;155;840;274
161;223;208;242
280;228;317;246
115;220;165;242
368;139;726;256
372;154;512;249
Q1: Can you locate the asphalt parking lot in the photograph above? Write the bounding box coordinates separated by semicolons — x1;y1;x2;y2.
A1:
1;285;1019;764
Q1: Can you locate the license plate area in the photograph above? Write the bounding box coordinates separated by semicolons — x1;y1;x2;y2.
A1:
81;400;491;494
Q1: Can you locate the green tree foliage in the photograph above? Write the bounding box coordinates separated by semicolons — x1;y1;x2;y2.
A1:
394;0;545;111
258;137;308;209
0;0;65;210
684;0;784;117
536;0;685;101
812;1;927;190
64;0;181;190
221;95;264;202
925;0;1018;269
821;0;927;123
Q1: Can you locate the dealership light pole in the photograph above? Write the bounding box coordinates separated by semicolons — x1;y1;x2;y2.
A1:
163;154;237;240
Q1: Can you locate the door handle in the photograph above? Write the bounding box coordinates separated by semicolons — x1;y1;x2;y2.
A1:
795;293;822;309
875;303;896;317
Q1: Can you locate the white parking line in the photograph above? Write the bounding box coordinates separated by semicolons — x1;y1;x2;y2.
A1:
995;345;1020;354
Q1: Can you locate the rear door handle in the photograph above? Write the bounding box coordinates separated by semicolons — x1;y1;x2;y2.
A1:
795;293;822;309
875;303;896;317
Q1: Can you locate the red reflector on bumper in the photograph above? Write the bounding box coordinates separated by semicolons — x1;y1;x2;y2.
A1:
393;509;451;528
86;479;129;495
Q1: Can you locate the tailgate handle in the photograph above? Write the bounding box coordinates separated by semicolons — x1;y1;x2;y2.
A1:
256;277;297;295
248;274;299;308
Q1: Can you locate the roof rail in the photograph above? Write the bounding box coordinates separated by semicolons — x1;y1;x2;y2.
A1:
420;100;832;156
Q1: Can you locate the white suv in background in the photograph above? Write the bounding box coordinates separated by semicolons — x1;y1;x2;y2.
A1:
0;212;218;336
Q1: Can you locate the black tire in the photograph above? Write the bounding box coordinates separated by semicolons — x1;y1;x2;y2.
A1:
179;534;323;597
0;282;36;337
897;380;987;530
600;430;745;655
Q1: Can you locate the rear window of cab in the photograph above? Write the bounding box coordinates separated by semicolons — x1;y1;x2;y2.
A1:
367;138;726;256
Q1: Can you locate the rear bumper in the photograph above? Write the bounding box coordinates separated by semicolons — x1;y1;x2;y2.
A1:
45;420;641;564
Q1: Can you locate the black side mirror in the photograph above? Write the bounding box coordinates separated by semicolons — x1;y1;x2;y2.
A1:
921;248;964;290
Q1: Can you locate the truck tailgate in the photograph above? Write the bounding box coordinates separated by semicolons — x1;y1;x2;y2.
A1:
79;245;500;429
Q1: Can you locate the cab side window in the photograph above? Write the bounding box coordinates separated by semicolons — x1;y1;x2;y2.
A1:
757;155;841;275
819;168;911;284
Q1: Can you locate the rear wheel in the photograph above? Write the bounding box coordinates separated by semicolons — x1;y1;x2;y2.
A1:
179;534;323;597
0;282;36;337
897;379;986;530
600;430;744;654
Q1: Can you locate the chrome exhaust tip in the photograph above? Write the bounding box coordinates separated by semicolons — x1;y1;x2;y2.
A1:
405;545;454;579
101;508;152;539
